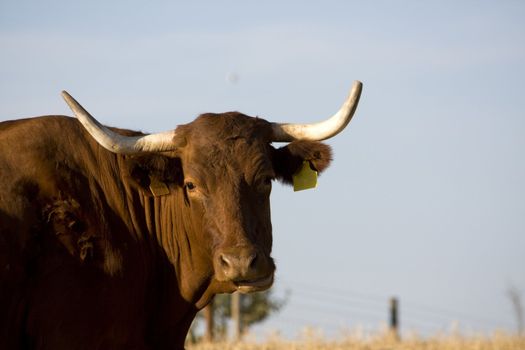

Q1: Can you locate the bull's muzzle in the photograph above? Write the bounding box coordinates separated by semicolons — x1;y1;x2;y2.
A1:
214;247;275;293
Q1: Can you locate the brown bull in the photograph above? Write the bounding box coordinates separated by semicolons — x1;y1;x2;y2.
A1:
0;81;362;349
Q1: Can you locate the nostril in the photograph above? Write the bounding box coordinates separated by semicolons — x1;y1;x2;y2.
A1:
216;250;264;281
248;253;258;270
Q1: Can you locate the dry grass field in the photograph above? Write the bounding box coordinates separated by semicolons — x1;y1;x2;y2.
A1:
187;330;525;350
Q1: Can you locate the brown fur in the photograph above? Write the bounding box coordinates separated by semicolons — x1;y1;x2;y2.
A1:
0;112;332;349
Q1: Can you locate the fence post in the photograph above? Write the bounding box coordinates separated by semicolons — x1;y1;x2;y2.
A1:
204;301;214;342
389;297;399;339
232;292;242;341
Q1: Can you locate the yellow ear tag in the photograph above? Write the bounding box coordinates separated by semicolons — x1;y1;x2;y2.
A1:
149;176;170;196
292;161;318;192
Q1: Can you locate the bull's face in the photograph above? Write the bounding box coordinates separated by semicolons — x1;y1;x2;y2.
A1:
169;113;332;295
176;114;276;294
61;81;361;303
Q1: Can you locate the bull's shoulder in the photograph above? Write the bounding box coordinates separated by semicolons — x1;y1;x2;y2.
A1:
0;115;82;193
0;115;95;248
0;115;128;274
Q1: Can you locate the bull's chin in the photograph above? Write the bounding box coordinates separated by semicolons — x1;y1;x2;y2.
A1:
195;273;275;309
234;273;274;294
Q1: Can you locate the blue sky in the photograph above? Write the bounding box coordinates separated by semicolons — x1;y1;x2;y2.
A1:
1;0;524;338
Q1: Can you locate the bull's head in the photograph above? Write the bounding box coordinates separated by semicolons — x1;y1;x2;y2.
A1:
61;81;362;305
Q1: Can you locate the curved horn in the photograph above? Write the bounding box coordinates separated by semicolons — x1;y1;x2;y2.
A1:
271;80;362;142
61;91;177;154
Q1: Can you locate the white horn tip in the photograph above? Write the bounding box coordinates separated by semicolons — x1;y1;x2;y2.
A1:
61;90;77;107
351;80;363;94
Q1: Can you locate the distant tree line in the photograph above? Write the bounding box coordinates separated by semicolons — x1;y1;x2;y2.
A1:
188;289;287;342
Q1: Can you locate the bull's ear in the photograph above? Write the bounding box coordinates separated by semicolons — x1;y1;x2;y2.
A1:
272;141;332;185
124;155;184;196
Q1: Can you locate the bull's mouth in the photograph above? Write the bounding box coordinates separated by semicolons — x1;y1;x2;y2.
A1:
234;273;274;294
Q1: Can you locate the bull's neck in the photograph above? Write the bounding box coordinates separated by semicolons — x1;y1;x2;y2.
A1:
144;190;216;304
119;172;212;304
85;154;208;335
80;148;213;306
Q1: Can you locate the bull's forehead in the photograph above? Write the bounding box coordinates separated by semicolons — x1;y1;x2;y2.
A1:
176;112;275;184
181;112;272;142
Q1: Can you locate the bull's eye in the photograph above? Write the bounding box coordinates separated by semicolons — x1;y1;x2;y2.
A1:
184;182;196;191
